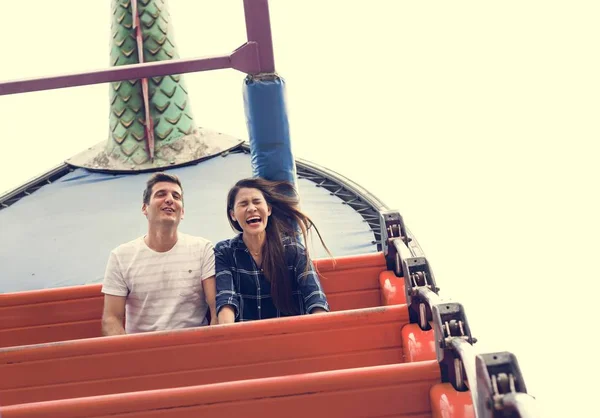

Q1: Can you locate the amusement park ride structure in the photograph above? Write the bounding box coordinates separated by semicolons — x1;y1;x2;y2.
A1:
0;1;539;417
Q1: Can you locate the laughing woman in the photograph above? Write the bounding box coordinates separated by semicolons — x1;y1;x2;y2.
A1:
215;178;331;324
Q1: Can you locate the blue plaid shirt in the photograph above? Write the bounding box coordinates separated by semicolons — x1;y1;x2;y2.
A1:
215;234;330;322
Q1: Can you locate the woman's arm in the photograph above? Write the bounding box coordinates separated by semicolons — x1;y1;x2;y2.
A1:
293;243;330;314
217;306;236;324
310;308;327;314
214;242;240;324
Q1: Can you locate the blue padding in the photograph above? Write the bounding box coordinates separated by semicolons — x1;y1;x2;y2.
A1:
0;153;377;293
243;76;296;186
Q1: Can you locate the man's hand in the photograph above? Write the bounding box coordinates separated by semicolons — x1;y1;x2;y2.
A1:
101;294;126;336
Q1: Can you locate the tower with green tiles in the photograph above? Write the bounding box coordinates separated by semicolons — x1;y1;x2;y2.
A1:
108;0;195;167
68;0;240;171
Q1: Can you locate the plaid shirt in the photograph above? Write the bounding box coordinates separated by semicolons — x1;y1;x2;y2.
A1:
215;234;329;322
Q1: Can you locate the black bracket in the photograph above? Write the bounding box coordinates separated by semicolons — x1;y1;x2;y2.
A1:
400;254;439;327
432;302;476;391
379;210;408;271
476;352;537;417
377;215;536;414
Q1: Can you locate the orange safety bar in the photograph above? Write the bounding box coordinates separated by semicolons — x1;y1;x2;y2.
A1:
379;270;407;305
380;272;437;363
320;252;386;311
0;361;441;418
0;304;408;406
402;323;436;363
0;252;387;348
430;383;475;418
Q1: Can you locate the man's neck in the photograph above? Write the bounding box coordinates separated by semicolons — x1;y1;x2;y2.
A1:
145;226;179;253
242;233;266;255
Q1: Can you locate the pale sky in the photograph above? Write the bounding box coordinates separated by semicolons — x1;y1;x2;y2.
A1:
1;1;599;415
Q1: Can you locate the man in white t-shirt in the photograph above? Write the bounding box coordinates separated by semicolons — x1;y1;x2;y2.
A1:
101;172;217;335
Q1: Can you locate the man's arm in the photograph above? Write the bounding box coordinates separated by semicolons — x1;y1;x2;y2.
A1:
101;294;126;336
202;276;217;325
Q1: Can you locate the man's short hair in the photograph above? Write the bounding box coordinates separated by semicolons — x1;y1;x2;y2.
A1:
142;172;183;205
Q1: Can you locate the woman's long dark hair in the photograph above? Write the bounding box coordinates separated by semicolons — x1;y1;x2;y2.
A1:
226;178;331;315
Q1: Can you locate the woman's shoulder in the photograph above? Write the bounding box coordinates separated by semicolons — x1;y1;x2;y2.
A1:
215;234;243;251
281;235;307;254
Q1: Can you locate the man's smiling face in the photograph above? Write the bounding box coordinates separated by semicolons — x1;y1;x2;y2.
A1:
142;181;184;227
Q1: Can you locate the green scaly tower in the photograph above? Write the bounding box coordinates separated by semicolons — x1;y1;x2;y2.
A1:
68;0;240;172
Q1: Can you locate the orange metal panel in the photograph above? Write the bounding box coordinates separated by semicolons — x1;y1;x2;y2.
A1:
0;305;409;405
320;266;382;292
0;297;103;329
0;361;440;418
314;251;386;272
429;383;474;418
379;270;406;305
0;305;407;363
0;253;387;348
2;348;404;406
0;320;101;348
0;285;101;308
401;324;436;362
327;289;381;311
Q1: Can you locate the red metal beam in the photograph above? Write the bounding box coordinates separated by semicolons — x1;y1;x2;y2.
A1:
0;52;240;97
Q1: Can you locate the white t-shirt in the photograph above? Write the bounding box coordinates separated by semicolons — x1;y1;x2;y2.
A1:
101;233;215;334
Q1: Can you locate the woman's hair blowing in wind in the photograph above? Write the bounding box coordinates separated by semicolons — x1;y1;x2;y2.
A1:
226;178;331;315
